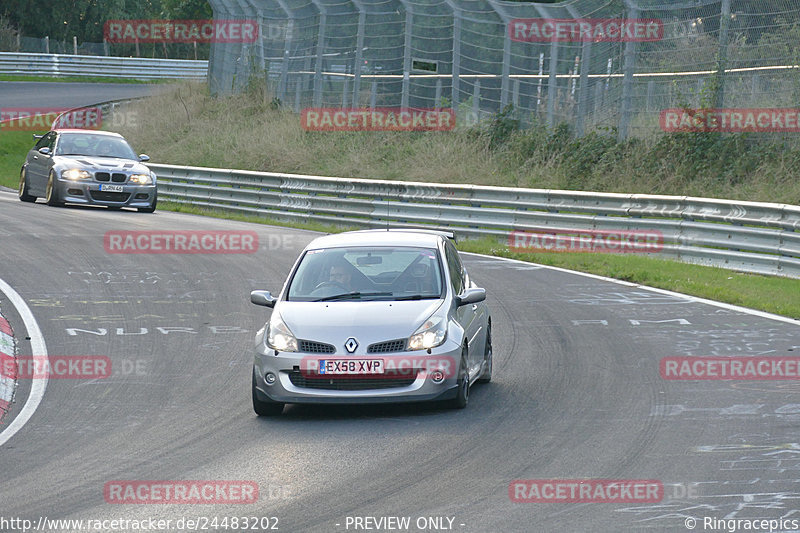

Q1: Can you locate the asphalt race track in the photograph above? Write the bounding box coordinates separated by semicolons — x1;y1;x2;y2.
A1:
0;82;163;110
1;189;800;533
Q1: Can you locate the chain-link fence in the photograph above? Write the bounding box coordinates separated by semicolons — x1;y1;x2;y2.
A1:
208;0;800;139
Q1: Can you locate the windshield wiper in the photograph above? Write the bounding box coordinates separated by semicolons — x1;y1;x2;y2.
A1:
394;294;440;301
314;291;393;302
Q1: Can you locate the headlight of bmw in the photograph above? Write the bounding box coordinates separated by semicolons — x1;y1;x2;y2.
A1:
266;313;298;352
61;169;91;180
129;174;153;185
407;317;447;351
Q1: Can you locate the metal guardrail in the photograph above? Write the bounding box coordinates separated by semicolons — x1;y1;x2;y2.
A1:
149;163;800;279
0;52;207;80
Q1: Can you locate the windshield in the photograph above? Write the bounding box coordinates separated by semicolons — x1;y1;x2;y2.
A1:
286;246;444;301
55;133;138;159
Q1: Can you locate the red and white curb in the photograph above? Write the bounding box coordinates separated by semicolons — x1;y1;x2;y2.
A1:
0;277;47;448
0;314;17;420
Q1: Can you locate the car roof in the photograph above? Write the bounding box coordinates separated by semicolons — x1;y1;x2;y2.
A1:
307;229;448;250
53;129;124;138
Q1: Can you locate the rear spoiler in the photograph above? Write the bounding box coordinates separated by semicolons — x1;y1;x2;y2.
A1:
386;227;457;243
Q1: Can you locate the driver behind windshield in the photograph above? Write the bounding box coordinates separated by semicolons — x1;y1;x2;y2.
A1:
328;263;354;291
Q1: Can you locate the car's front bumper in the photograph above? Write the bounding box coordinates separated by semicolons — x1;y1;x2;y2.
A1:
253;335;462;405
57;179;156;208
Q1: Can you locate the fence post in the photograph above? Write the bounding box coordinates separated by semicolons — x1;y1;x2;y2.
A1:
400;0;414;108
73;36;78;55
370;81;377;108
618;3;638;141
547;40;558;128
512;78;520;108
352;0;366;106
435;79;442;109
646;80;655;112
537;52;544;108
715;0;731;108
443;0;462;108
312;5;327;108
473;80;480;120
295;75;302;112
45;36;49;54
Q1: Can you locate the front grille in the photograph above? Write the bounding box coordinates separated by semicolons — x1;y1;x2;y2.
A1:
111;173;127;183
89;191;130;202
367;339;407;353
298;340;336;354
95;172;110;181
287;370;417;390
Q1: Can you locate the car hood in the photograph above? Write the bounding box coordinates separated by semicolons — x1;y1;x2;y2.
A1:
277;299;443;351
53;155;151;174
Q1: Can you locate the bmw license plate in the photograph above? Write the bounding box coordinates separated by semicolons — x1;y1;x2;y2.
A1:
100;184;124;192
319;359;384;375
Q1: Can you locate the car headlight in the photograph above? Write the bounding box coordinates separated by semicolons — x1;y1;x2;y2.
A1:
129;174;152;185
61;169;91;180
267;313;298;352
407;317;447;351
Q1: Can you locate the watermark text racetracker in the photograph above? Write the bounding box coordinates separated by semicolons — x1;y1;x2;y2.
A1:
104;230;263;254
301;108;455;132
0;107;101;131
509;18;663;42
0;515;279;532
508;229;663;254
509;479;663;503
661;356;800;380
103;19;258;43
661;108;800;133
1;356;147;378
104;481;259;504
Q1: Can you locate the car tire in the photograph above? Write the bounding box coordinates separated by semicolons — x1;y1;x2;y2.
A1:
448;347;470;409
252;371;284;416
45;171;64;207
18;167;36;203
138;193;157;213
477;322;492;384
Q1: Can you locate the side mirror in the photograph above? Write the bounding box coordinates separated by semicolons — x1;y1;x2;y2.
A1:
455;287;486;306
38;147;51;156
251;290;277;308
139;154;150;162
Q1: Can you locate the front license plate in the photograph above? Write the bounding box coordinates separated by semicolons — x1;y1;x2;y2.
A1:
100;184;124;192
319;359;384;375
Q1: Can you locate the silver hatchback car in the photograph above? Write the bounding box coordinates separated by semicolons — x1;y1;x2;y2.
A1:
18;129;157;212
250;229;492;416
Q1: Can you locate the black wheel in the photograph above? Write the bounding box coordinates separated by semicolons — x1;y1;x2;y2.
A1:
45;171;64;207
448;347;470;409
18;167;36;202
478;322;492;384
252;371;284;416
138;193;157;213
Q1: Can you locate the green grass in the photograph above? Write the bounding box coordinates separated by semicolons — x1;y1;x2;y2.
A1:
0;130;37;189
0;74;165;84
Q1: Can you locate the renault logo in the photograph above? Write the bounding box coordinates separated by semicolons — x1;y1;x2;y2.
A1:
345;337;359;353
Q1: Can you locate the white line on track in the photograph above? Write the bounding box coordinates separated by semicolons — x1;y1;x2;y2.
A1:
0;277;48;448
